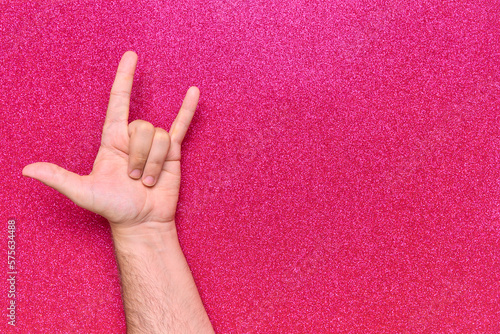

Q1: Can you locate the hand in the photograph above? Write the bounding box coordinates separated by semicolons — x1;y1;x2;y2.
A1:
22;51;200;235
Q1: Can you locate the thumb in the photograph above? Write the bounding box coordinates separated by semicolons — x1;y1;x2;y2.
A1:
22;162;92;209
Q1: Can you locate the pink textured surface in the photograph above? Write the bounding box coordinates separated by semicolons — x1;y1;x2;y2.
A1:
1;1;500;332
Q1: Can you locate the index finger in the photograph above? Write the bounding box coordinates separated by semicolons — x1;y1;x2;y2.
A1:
102;51;138;143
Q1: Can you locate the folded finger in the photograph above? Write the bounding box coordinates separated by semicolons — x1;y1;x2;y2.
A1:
142;128;171;187
128;120;155;178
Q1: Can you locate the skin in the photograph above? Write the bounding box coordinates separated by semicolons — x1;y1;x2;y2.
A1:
22;51;215;333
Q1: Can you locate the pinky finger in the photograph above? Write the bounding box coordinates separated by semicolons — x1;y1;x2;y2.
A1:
168;86;200;160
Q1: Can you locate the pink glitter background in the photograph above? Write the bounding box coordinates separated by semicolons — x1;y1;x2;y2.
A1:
1;1;500;333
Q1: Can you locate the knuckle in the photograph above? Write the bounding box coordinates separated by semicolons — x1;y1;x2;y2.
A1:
110;89;131;98
154;127;170;140
146;160;164;168
131;156;148;165
130;120;155;133
116;69;133;78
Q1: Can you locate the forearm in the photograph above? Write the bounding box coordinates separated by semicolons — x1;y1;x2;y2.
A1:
111;223;214;334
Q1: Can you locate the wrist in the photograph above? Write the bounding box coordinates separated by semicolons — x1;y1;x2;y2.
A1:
109;219;214;333
110;220;180;251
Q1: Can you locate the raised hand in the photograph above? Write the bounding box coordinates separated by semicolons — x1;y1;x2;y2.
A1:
22;51;200;235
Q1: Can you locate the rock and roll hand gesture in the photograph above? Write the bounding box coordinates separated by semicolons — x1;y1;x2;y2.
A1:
23;51;200;235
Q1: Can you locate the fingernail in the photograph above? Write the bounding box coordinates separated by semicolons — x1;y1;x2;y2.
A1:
143;176;155;186
130;169;141;179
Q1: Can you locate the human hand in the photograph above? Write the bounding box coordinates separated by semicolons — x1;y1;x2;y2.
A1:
22;51;200;235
